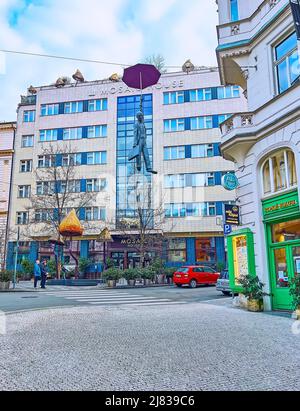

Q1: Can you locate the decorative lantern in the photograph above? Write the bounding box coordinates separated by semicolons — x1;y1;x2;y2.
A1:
59;209;83;237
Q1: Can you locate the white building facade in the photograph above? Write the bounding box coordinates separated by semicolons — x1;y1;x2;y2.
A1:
7;70;246;274
217;0;300;310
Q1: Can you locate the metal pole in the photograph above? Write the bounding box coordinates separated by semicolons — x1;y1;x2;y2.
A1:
13;227;20;289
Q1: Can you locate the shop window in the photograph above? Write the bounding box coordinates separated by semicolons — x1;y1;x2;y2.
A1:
261;149;297;196
272;218;300;243
195;238;216;262
232;235;249;285
167;238;186;262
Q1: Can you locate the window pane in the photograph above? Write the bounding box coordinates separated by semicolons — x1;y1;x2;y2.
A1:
275;32;297;61
263;160;271;195
272;219;300;243
289;51;300;84
272;151;287;191
287;150;297;187
277;60;289;93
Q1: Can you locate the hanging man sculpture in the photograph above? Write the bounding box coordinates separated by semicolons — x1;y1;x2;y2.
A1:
128;111;157;174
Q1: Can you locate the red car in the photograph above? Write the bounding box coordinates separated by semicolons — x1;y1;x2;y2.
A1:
173;266;220;288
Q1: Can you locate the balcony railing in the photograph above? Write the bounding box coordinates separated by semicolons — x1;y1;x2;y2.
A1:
220;112;255;136
20;95;37;105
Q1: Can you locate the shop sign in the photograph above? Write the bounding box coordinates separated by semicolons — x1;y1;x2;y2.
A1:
224;204;240;226
263;192;299;218
221;173;239;191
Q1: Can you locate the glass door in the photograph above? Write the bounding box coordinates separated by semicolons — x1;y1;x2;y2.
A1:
271;247;291;310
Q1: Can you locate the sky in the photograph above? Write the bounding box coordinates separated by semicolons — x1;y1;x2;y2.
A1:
0;0;219;121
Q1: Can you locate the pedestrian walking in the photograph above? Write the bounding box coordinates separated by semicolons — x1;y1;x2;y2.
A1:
40;260;48;289
33;259;41;289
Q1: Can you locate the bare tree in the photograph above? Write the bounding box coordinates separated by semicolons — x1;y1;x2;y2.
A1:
26;144;95;278
144;54;167;73
116;177;173;269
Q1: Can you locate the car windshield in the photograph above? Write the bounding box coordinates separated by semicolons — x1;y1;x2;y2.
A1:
179;267;189;273
220;271;229;279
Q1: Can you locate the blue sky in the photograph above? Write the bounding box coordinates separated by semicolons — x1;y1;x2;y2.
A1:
0;0;219;120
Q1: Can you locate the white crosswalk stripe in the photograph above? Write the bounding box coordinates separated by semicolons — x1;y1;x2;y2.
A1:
41;289;186;307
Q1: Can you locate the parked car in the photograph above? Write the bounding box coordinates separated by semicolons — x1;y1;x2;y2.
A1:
216;269;234;296
173;266;220;288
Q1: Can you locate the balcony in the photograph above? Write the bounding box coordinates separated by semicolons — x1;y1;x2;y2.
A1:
20;95;37;106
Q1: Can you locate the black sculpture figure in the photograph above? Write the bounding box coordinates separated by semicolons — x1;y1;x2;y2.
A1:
129;111;157;174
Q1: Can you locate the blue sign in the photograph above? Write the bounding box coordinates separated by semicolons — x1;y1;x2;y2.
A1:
222;173;239;191
224;224;232;235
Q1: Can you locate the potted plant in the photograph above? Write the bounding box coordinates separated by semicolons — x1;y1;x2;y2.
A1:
79;257;92;279
239;274;270;312
0;270;12;291
164;267;176;285
21;259;35;281
102;267;122;288
123;268;138;287
140;268;153;286
150;258;165;284
289;274;300;319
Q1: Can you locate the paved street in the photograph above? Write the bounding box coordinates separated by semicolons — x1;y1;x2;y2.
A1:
0;299;299;391
0;284;227;313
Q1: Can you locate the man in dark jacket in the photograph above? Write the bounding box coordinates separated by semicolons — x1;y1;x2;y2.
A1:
40;260;48;289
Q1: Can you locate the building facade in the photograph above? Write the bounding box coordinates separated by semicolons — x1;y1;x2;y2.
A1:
6;70;246;273
217;0;300;310
0;122;15;268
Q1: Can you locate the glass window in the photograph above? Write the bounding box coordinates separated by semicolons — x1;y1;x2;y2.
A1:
23;110;36;122
41;104;59;116
196;238;216;262
167;238;186;262
217;86;240;99
16;212;29;225
274;32;300;94
191;116;213;130
262;149;297;196
87;152;107;165
87;125;107;138
62;154;82;167
21;135;34;148
88;99;108;112
40;129;58;142
164;146;185;160
38;155;55;168
18;185;31;198
20;160;32;173
230;0;239;22
272;219;300;243
64;101;83;114
191;144;214;158
163;91;185;105
164;119;185;132
63;128;82;140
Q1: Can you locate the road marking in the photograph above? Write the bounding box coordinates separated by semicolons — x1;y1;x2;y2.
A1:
87;299;172;305
64;296;158;301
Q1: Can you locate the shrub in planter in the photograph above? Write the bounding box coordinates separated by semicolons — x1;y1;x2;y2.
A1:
123;268;139;286
79;257;92;278
239;274;270;312
21;259;35;281
102;267;122;287
289;274;300;319
140;268;154;285
164;267;176;284
0;270;12;290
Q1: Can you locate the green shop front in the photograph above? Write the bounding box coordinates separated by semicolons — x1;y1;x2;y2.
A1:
227;190;300;311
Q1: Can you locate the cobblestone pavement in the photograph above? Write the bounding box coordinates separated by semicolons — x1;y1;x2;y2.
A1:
1;302;299;391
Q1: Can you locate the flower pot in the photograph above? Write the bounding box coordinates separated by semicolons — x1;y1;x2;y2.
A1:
128;280;136;287
157;274;165;284
247;299;264;312
0;281;10;291
294;307;300;320
143;279;151;286
107;280;117;288
167;277;173;285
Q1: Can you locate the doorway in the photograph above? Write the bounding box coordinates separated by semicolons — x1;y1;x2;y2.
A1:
268;218;300;310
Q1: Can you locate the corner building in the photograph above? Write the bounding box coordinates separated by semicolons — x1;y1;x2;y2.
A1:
217;0;300;310
7;70;246;273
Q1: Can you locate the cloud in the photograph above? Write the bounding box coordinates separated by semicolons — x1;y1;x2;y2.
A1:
0;0;219;121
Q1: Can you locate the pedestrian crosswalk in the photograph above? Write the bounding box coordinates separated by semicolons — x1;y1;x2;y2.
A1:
42;289;186;307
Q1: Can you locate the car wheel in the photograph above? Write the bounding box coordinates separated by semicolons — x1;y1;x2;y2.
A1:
222;291;231;296
189;279;197;289
176;284;182;288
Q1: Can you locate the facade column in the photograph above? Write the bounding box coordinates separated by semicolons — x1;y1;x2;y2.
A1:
186;238;196;265
216;237;226;266
30;242;39;263
80;240;89;259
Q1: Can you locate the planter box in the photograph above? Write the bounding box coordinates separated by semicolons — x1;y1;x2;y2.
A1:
107;280;117;288
128;280;136;287
143;279;151;286
247;299;264;312
0;281;10;291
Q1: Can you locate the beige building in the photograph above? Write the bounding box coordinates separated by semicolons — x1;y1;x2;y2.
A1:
7;70;246;272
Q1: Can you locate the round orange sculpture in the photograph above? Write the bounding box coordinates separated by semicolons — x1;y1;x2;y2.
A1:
59;209;83;237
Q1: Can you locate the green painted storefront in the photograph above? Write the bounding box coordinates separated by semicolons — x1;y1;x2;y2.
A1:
227;190;300;311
